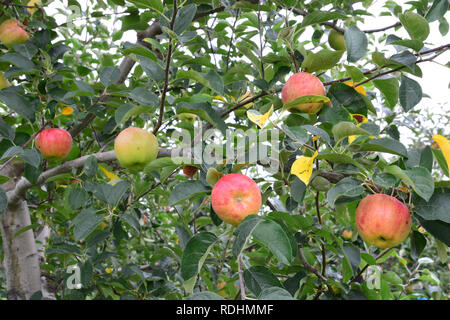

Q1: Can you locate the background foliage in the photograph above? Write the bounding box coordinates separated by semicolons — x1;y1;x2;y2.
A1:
0;0;449;300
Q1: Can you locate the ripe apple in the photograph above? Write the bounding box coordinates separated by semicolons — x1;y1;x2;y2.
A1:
114;127;158;170
281;72;326;114
183;165;198;178
355;194;411;248
328;29;346;51
342;230;353;240
0;19;29;48
178;113;197;124
211;173;262;226
0;72;10;90
35;128;73;161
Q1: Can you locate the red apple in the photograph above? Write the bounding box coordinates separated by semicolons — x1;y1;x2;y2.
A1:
281;72;326;114
183;165;198;178
0;19;29;48
114;127;158;170
35;128;73;161
355;194;411;248
211;173;262;226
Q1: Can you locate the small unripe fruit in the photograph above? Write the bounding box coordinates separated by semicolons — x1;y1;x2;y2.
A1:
183;165;198;178
0;20;29;48
355;194;411;248
211;173;262;226
281;72;326;114
114;127;158;171
342;230;353;240
310;176;331;192
0;72;10;90
35;128;73;161
328;29;346;51
206;167;224;186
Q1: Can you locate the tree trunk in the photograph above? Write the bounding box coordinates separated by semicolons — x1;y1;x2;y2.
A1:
0;200;41;299
0;162;42;300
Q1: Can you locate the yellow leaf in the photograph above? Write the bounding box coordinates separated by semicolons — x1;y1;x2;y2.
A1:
214;95;228;103
99;164;121;185
433;134;450;172
246;104;273;129
348;114;369;144
61;106;74;115
290;150;318;186
237;91;254;109
312;136;318;142
345;81;366;96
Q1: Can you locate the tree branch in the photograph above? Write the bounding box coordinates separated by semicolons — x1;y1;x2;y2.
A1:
7;148;172;206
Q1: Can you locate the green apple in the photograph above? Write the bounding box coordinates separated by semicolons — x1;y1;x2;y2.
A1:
328;29;346;51
114;127;158;170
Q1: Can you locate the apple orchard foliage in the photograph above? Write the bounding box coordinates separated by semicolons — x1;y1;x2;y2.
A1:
0;0;449;300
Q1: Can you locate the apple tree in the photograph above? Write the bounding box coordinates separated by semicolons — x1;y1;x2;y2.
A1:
0;0;449;300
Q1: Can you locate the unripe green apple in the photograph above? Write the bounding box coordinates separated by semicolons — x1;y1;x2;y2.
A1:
281;72;326;114
310;176;331;192
0;20;29;48
35;128;73;161
114;127;158;171
355;194;411;248
206;167;224;186
178;113;197;124
211;173;262;226
0;72;10;90
328;29;346;51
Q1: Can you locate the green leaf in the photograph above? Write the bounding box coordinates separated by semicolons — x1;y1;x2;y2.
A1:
405;167;434;202
282;125;309;145
383;271;403;286
414;188;450;223
389;39;424;52
68;188;88;210
252;218;295;265
243;266;283;297
399;12;430;41
180;232;217;293
344;26;368;62
259;287;295;300
93;181;130;208
139;57;165;82
301;49;344;72
232;215;263;258
129;87;158;106
332;121;371;142
374;78;399;110
343;244;361;273
176;102;227;135
350;138;408;157
439;18;449;36
291;177;306;204
168;180;209;205
399;75;422;112
327;177;364;208
0;117;15;141
425;0;449;22
0;89;38;121
327;83;368;116
203;70;224;95
127;0;163;13
100;66;121;87
390;51;417;72
20;148;42;168
301;125;331;144
0;53;38;71
173;4;197;35
186;292;225;300
410;230;427;259
432;148;449;177
71;208;103;242
283;95;330;110
84;156;98;177
416;216;450;246
300;11;348;28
